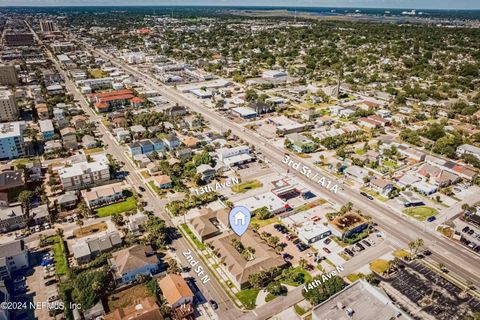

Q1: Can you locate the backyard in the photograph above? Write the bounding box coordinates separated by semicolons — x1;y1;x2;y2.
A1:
95;196;137;217
107;283;152;310
403;206;437;221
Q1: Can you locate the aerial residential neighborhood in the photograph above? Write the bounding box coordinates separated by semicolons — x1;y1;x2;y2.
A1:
0;3;479;320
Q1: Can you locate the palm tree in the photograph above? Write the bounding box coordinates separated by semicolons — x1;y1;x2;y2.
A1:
76;219;84;233
298;258;309;270
438;262;446;272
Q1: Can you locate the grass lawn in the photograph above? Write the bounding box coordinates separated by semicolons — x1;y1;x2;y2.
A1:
73;222;107;238
403;206;437;221
236;289;259;310
140;170;151;179
231;180;263;193
276;267;312;287
84;147;104;155
251;216;279;228
95;196;137;217
361;188;389;202
346;273;365;282
108;284;151;310
393;249;411;260
12;158;34;168
294;304;307;316
89;69;107;79
265;293;279;302
383;160;399;168
181;224;206;250
370;259;390;274
49;236;69;276
355;149;366;155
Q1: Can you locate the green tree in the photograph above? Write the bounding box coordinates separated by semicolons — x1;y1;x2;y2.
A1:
267;281;287;296
302;276;346;305
111;213;124;226
18;190;35;222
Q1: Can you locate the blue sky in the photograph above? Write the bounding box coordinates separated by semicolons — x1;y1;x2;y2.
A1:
0;0;479;9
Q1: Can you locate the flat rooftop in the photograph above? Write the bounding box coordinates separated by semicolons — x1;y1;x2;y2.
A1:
312;280;412;320
330;212;366;233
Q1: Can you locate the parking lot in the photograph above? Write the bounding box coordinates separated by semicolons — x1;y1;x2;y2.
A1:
453;214;480;253
25;249;61;320
259;223;317;267
382;261;479;320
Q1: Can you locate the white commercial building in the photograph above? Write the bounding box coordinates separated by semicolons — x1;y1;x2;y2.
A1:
457;144;480;160
217;145;252;166
235;191;287;215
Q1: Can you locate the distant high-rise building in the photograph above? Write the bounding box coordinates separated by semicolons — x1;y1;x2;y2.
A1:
0;64;18;86
4;33;34;47
40;20;55;33
0;91;18;122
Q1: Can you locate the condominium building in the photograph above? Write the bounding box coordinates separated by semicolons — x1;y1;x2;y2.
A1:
0;121;26;160
0;90;18;122
4;33;34;47
0;64;18;85
40;20;55;32
58;154;110;190
0;240;29;280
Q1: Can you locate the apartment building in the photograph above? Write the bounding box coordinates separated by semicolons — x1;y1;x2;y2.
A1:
58;154;110;190
0;240;29;280
0;64;18;85
0;90;18;122
0;122;26;160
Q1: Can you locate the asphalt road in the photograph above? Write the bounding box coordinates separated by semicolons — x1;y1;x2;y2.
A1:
86;46;480;289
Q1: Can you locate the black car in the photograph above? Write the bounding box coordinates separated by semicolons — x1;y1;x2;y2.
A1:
138;186;146;192
462;226;470;233
323;238;332;245
274;224;282;230
356;243;365;251
362;240;371;247
293;239;301;245
344;248;354;257
468;229;475;235
360;192;374;200
209;300;218;310
297;244;307;252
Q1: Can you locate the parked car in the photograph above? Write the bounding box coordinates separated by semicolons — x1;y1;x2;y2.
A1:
468;229;475;235
13;277;25;284
48;295;59;303
323;238;331;245
322;247;331;254
138;186;146;192
462;226;470;233
427;216;436;222
344;248;354;257
362;240;371;247
360;192;374;200
209;300;218;310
